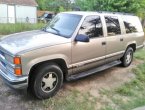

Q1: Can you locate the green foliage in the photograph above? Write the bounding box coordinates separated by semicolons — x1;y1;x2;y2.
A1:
75;0;145;18
0;23;44;35
36;0;72;12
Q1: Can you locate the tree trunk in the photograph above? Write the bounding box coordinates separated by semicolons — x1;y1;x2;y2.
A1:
141;19;145;28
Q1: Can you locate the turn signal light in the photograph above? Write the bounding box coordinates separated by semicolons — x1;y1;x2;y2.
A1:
14;57;21;65
14;68;22;76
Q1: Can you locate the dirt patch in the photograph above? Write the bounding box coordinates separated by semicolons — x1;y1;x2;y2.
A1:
64;60;140;97
0;59;142;110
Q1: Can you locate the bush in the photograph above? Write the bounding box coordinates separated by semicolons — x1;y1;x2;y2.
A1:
0;23;44;35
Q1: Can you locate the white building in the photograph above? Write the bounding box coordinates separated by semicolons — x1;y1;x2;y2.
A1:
0;0;38;23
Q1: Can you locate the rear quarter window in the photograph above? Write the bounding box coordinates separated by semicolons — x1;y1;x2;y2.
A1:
122;16;143;33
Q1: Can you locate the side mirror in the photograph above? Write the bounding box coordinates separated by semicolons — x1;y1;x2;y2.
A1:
75;34;90;42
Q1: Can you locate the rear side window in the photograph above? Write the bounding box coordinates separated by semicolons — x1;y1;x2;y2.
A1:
122;16;143;33
105;16;121;36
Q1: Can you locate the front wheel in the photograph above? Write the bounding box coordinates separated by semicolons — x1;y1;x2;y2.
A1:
121;47;134;67
29;63;63;99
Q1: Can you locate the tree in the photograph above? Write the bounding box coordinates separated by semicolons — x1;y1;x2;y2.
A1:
75;0;145;16
36;0;72;12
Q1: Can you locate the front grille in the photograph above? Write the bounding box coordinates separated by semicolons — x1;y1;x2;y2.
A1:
0;47;14;75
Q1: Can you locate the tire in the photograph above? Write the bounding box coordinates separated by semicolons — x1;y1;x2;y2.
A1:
29;63;63;99
121;47;134;67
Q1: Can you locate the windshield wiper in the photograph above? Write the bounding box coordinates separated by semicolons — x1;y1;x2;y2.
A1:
50;27;60;35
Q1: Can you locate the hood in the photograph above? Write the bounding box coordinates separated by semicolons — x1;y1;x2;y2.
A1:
0;30;70;55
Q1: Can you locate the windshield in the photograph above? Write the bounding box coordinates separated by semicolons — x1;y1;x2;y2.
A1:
44;13;82;38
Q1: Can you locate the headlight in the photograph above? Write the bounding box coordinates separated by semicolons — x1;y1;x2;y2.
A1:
5;55;22;76
4;54;13;63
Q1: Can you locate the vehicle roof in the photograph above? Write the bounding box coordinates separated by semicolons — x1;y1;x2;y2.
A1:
62;11;136;17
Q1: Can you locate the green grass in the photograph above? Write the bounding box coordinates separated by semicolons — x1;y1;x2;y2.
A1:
0;23;44;35
38;90;96;110
101;49;145;110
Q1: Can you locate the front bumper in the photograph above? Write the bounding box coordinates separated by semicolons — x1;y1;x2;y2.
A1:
0;69;28;89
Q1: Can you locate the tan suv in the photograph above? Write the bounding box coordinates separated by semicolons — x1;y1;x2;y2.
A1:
0;11;144;99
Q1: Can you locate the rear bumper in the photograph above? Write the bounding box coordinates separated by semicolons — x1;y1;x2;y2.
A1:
0;69;28;89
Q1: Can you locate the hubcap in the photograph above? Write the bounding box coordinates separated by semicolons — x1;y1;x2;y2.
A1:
41;72;58;92
126;51;132;64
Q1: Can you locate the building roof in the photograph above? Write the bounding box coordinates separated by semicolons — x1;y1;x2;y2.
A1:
0;0;38;6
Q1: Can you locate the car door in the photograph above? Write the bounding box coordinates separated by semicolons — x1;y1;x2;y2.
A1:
104;16;124;63
71;15;106;74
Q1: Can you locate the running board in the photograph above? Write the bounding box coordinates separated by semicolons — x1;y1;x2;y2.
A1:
66;60;121;81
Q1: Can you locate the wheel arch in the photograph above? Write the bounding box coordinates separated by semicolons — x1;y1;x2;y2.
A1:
126;43;136;52
28;58;68;87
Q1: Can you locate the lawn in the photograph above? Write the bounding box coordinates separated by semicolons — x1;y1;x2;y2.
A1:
0;23;44;35
100;48;145;110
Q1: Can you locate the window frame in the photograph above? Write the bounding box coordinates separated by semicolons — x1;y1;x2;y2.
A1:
104;16;121;37
77;15;104;39
122;16;143;34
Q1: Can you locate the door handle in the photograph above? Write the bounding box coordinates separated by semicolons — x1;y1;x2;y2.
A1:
120;38;123;41
102;41;106;45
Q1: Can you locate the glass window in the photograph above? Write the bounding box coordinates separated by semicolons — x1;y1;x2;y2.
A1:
122;16;143;33
78;16;103;38
45;13;82;38
105;16;121;36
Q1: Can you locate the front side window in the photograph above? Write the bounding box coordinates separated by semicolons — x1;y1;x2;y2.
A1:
122;16;143;33
105;16;121;36
45;13;82;38
78;15;103;38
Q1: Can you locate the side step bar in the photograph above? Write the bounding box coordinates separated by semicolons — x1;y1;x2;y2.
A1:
66;60;121;81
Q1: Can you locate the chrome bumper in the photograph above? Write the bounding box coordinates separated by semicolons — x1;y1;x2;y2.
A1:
0;69;28;89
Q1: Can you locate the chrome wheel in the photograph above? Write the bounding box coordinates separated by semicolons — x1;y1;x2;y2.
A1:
126;51;132;64
41;72;58;93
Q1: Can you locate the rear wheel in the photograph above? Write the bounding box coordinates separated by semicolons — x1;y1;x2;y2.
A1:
121;47;134;67
29;63;63;99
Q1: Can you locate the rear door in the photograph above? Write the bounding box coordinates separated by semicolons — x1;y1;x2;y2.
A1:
104;16;124;62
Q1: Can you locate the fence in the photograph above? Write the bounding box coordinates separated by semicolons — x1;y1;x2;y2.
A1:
0;17;37;24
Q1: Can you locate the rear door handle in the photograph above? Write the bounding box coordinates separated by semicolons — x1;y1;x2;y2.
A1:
102;41;106;45
120;38;123;41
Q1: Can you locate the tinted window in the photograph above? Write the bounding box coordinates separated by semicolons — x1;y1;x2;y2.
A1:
122;16;143;33
105;16;121;36
45;13;82;38
78;16;103;38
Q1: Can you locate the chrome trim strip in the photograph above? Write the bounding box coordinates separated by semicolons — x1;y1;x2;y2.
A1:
105;51;125;58
0;57;15;68
136;44;144;50
69;56;105;69
69;51;125;69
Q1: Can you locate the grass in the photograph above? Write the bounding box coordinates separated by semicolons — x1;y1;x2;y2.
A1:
0;23;44;35
101;49;145;110
35;90;97;110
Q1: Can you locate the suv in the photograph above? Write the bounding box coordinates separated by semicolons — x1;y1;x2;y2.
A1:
38;13;54;23
0;12;144;99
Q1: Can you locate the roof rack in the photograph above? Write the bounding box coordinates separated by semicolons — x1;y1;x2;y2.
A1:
97;11;135;16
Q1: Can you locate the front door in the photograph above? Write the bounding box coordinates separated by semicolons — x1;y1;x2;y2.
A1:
8;5;15;23
72;15;106;74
